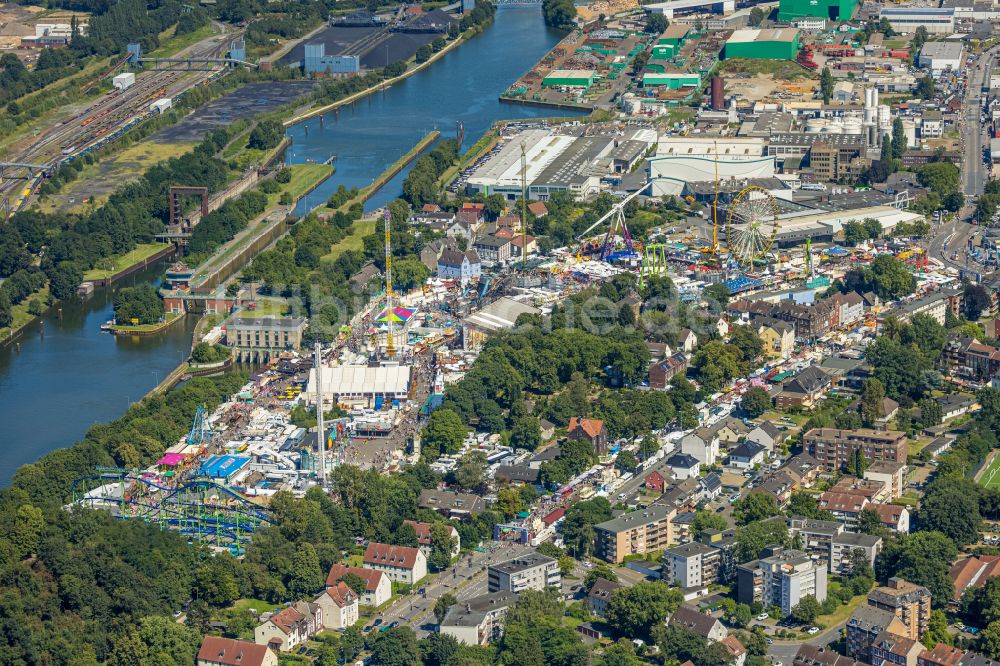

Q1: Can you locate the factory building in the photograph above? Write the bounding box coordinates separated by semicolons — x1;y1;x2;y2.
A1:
302;42;360;76
541;69;596;88
778;0;856;22
465;127;657;201
642;71;701;89
917;41;963;72
651;24;691;59
724;29;800;60
878;7;955;34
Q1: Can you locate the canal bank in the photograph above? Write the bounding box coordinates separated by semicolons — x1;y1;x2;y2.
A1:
0;6;584;487
286;5;588;216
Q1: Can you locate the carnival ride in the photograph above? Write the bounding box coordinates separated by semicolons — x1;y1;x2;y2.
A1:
71;471;273;554
725;186;780;268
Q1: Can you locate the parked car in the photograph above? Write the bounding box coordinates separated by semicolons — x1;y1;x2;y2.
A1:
756;613;769;621
807;627;820;635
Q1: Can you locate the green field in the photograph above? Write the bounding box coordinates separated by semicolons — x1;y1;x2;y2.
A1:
83;243;172;281
323;218;376;262
275;164;334;208
0;286;50;342
980;454;1000;490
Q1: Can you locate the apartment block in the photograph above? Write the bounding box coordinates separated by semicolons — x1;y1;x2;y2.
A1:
594;504;675;564
488;552;560;593
663;541;722;589
867;577;932;640
804;428;908;471
737;547;827;615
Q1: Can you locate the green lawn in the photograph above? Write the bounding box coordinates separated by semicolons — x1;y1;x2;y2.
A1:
280;164;334;207
323;218;376;262
814;589;867;629
232;598;277;614
238;297;288;318
112;311;183;333
83;243;172;281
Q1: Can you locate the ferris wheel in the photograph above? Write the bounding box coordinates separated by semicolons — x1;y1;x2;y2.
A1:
726;186;780;267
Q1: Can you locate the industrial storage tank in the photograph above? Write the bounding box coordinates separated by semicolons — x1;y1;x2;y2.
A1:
842;117;863;134
805;118;829;132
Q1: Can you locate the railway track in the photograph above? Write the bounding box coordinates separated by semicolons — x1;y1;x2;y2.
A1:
1;29;237;215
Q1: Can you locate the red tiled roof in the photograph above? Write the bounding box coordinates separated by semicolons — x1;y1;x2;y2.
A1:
326;564;385;592
527;201;548;217
722;636;747;657
324;581;357;608
918;643;966;666
364;542;421;569
819;491;868;513
949;555;1000;601
869;503;906;524
568;417;605;439
197;636;271;666
267;606;306;635
403;519;434;545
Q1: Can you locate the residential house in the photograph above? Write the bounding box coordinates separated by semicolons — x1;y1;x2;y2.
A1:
349;262;382;292
667;453;701;480
254;604;321;653
403;519;461;559
678;328;698;352
419;489;486;518
787;516;845;570
313;582;358;631
775;365;833;409
420;237;458;271
494;465;540;486
756;318;796;359
568;417;609;455
819;491;870;531
663;541;722;589
727;441;766;470
864;461;907;498
805;428;908;470
326;564;391;608
949;555;1000;604
681;427;720;466
594;503;676;563
440;592;517;646
587;578;621;617
510;234;537;258
488;552;560;593
645;471;667;493
867;577;932;640
437;249;482;285
527;201;548;218
848;396;900;423
870;630;924;666
473;235;512;263
712;417;751;445
847;605;909;662
869;503;911;533
746;422;785;452
529;443;561;469
363;543;428;585
918;644;967;666
198;637;277;666
446;219;475;244
737;547;827;615
722;636;748;666
669;604;728;641
935;394;977;422
700;473;723;500
649;353;689;389
831;291;865;327
796;645;867;666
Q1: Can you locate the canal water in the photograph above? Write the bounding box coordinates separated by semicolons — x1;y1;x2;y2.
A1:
286;5;585;214
0;6;575;486
0;264;196;486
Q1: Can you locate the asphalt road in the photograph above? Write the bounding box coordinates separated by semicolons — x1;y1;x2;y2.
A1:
766;622;845;666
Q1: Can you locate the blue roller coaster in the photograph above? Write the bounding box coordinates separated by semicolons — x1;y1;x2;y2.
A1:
71;471;273;554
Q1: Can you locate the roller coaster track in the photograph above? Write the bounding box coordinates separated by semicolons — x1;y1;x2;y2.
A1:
71;473;273;553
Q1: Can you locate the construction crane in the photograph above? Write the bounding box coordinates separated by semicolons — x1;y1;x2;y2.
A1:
520;142;528;272
314;342;326;486
383;207;396;358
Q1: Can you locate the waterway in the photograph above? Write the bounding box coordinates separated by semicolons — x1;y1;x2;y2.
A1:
286;5;585;215
0;6;576;486
0;264;196;486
